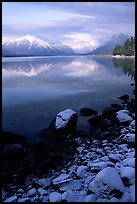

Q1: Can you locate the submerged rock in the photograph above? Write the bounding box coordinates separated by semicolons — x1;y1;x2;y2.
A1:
80;108;97;116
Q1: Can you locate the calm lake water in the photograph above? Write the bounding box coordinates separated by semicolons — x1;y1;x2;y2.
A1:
2;56;135;143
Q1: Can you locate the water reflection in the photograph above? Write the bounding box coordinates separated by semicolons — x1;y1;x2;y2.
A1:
2;56;135;142
112;58;135;80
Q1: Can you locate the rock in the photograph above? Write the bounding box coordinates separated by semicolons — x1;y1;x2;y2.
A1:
118;94;129;101
2;131;27;148
4;196;17;202
84;194;96;202
88;114;104;127
122;133;135;145
89;161;111;172
116;110;133;123
120;192;132;202
89;167;125;199
130;120;135;127
52;174;70;185
17;189;24;195
122;158;135;167
120;166;135;186
17;197;31;202
27;188;38;197
76;147;85;153
37;126;58;146
108;154;121;162
59;179;82;191
2;144;24;160
102;107;117;119
76;166;88;178
80;108;97;116
49;192;62;202
38;188;48;196
129;185;135;202
62;190;78;202
111;103;122;110
55;109;78;130
37;178;51;188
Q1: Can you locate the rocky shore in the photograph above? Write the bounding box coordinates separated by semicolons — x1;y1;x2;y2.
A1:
2;87;135;202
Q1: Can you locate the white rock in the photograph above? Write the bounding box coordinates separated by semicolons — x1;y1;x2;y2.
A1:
100;156;109;161
76;166;88;178
118;144;128;152
27;188;38;197
89;161;113;170
17;197;31;202
120;192;132;202
129;185;135;202
52;174;70;185
55;109;77;129
42;196;49;202
122;133;135;144
49;192;62;202
62;190;78;202
38;188;48;196
120;166;135;185
110;197;120;202
59;179;81;191
130;120;135;127
85;194;96;202
122;157;135;167
89;167;125;198
38;178;51;188
17;189;24;194
96;149;103;154
108;154;121;162
96;198;110;202
4;196;17;202
116;110;133;123
76;146;85;153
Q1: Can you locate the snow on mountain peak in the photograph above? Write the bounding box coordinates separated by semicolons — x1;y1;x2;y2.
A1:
6;35;51;49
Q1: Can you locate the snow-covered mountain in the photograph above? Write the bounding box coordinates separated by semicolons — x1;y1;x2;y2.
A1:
75;44;99;54
2;35;76;57
91;33;130;55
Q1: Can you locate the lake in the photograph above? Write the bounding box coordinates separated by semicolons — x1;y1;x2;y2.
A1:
2;55;135;143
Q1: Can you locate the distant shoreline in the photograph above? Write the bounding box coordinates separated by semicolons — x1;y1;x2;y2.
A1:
2;54;135;59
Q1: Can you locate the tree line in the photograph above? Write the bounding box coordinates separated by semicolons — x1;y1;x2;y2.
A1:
113;36;135;56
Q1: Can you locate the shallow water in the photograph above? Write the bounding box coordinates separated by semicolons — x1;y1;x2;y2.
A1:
2;55;135;143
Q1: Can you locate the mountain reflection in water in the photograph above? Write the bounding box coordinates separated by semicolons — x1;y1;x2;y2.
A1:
2;56;135;143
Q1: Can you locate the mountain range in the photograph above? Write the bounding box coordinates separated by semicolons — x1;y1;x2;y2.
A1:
91;33;130;55
2;33;130;57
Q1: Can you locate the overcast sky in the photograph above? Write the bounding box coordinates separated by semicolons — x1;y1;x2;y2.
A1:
2;2;135;49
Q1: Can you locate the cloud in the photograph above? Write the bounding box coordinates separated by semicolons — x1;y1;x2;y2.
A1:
2;2;135;47
63;33;99;49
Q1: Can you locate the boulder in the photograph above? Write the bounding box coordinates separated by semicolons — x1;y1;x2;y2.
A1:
80;108;97;116
55;109;78;132
111;103;122;110
88;114;104;127
2;144;24;160
37;109;78;151
2;131;27;148
89;167;125;199
49;192;62;202
102;107;117;119
116;110;133;123
120;166;135;186
76;166;88;178
118;94;129;101
122;133;135;146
